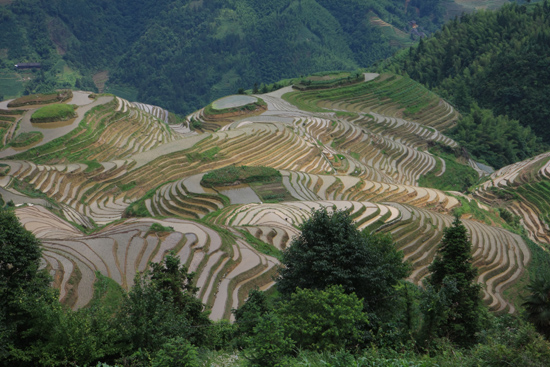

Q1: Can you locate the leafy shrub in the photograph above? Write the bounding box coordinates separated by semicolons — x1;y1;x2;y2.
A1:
278;286;369;351
152;337;199;367
244;313;295;367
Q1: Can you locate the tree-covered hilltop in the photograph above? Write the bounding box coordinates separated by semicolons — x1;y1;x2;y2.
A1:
0;0;445;112
379;1;550;164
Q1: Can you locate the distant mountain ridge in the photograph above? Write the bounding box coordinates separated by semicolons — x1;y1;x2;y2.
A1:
0;0;445;113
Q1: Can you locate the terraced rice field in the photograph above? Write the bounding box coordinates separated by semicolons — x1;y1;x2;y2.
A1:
0;74;535;317
209;200;528;313
474;152;550;245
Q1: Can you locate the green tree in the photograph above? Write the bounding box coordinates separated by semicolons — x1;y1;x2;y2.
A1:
422;216;482;346
0;209;53;363
243;313;294;367
233;289;271;346
151;337;199;367
115;251;210;353
523;276;550;338
277;285;369;351
276;208;409;315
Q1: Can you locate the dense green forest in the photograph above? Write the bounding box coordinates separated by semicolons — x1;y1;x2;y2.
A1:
379;1;550;167
0;0;445;113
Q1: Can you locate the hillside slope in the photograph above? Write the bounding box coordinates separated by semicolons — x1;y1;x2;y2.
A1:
0;0;446;113
0;73;539;317
381;2;550;146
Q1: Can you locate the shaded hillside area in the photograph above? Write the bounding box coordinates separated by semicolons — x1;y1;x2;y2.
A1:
0;0;445;113
380;2;550;156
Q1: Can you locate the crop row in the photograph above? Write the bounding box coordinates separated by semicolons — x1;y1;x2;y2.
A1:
16;205;276;320
283;74;458;131
279;170;459;212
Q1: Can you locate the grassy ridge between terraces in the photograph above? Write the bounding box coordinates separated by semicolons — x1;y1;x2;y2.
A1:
201;166;281;187
9;132;43;148
282;74;439;118
31;104;77;123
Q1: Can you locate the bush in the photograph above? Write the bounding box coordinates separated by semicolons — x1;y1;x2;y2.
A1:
152;337;200;367
278;286;369;351
244;313;295;367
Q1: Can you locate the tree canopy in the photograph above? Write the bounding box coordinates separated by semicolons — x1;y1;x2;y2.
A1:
276;208;410;314
382;1;550;166
523;276;550;339
422;216;482;346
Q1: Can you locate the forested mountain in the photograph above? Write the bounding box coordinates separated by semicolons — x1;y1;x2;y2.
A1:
379;1;550;167
0;0;445;113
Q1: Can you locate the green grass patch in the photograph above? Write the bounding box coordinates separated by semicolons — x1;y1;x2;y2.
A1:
187;146;221;162
123;183;168;218
0;115;16;122
201;165;282;187
0;163;10;176
13;98;117;162
334;111;359;119
281;91;333;113
83;160;102;173
88;272;126;314
451;195;504;226
0;108;25;115
283;73;440;120
118;181;137;191
31;103;77;123
418;149;478;192
238;229;282;260
9;131;43;148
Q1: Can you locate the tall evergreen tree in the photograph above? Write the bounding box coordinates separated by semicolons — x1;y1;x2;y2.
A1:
422;216;482;346
523;276;550;339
